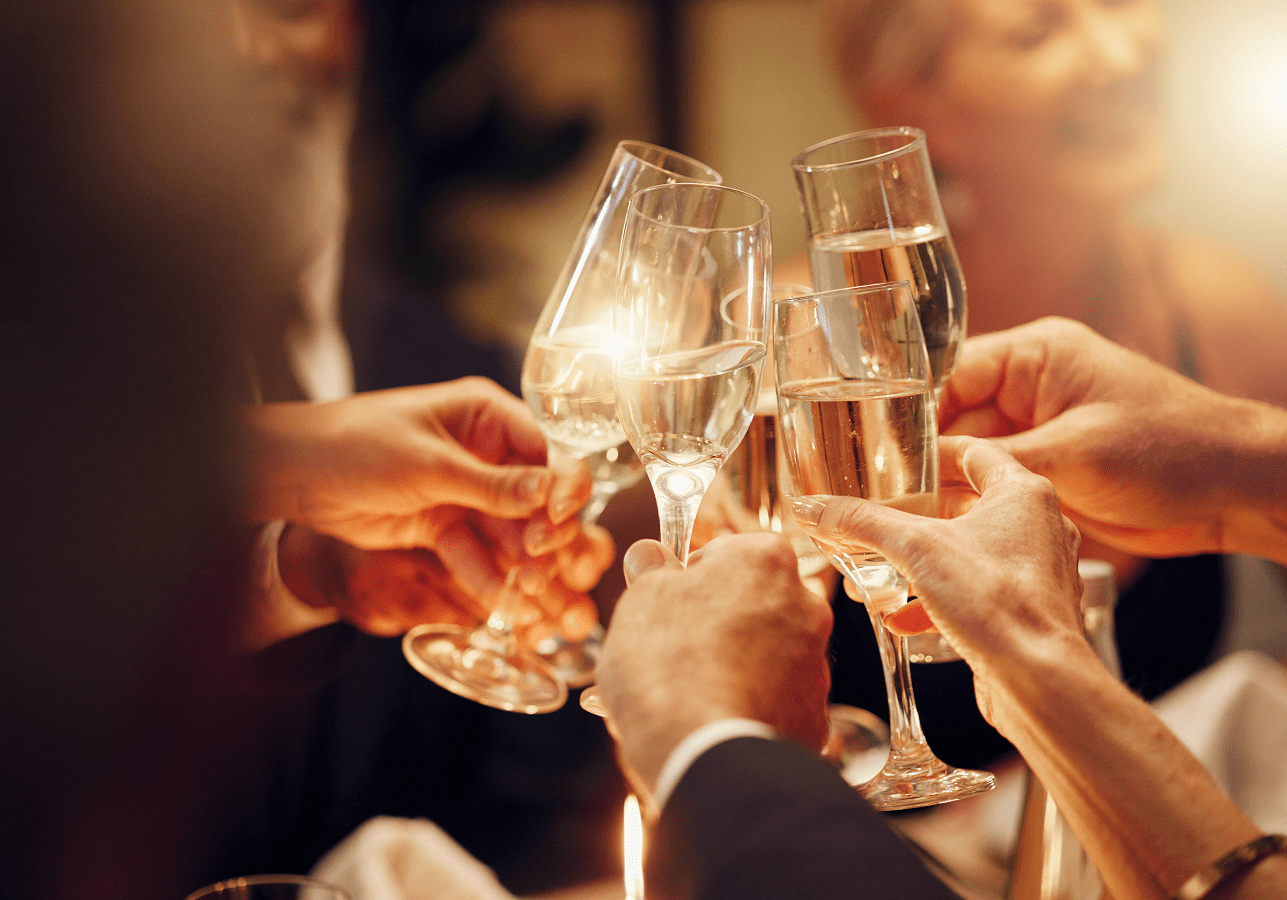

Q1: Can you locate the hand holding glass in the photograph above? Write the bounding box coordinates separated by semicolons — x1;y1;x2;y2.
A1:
774;281;994;809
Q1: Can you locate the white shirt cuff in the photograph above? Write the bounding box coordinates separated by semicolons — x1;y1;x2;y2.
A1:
237;521;342;652
652;718;779;813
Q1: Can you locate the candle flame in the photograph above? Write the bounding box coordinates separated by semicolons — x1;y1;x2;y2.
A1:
623;794;645;900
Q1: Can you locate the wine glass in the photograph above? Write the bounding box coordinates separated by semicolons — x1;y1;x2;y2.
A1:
520;140;719;686
774;281;994;810
185;876;349;900
791;127;966;399
793;125;967;663
613;181;772;566
721;282;830;580
578;182;771;717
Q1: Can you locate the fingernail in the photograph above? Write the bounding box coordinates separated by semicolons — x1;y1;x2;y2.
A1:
549;494;580;525
520;471;550;505
524;519;553;554
791;496;825;527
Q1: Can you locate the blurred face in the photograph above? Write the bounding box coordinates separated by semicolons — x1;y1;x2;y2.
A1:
920;0;1166;203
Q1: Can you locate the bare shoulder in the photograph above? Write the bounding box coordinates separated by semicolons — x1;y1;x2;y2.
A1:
1154;230;1287;405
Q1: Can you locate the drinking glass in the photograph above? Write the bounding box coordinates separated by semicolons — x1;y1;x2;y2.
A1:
794;126;968;664
722;283;830;579
614;182;771;566
774;281;994;809
185;875;349;900
520;140;719;686
791;127;966;399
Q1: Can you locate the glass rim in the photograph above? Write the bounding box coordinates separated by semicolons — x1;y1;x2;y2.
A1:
771;280;915;308
626;182;771;233
790;126;926;173
185;875;351;900
617;140;722;184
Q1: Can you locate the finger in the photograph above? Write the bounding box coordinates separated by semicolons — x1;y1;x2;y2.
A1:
791;494;930;567
545;453;593;525
938;435;1027;496
434;521;508;607
523;509;583;557
557;525;616;593
885;599;936;636
622;539;680;585
427;448;553;520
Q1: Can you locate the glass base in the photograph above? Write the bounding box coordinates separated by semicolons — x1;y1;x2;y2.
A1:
823;704;891;787
857;755;996;811
535;626;603;689
403;624;568;714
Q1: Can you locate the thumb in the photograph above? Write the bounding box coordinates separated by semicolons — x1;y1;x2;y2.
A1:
790;494;928;571
623;540;681;585
430;447;552;518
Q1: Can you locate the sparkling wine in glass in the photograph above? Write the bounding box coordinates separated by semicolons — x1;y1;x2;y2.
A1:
794;126;968;664
614;182;771;567
722;283;830;578
775;281;994;810
792;127;966;399
520;141;719;688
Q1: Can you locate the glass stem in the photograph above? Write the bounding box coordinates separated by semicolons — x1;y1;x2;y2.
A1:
858;571;934;770
648;465;707;567
579;481;614;528
470;568;523;657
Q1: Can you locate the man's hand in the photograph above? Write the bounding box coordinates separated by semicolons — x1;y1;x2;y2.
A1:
596;533;833;803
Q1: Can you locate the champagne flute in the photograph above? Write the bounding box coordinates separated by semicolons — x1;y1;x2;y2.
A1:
521;141;720;686
793;126;967;663
614;182;771;566
774;281;994;810
791;127;966;399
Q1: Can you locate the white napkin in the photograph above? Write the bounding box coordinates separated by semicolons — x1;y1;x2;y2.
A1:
1153;648;1287;833
310;816;519;900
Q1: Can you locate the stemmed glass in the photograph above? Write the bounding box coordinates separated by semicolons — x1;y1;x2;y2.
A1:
793;126;968;663
578;182;771;716
613;182;771;566
520;140;720;686
774;281;994;810
404;143;719;713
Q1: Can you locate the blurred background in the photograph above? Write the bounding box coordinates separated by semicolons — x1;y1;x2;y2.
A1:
400;0;1287;660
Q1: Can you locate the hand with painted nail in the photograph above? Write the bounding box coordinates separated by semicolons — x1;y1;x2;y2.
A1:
595;533;833;803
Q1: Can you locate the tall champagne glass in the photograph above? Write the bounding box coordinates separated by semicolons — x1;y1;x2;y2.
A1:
791;127;966;399
775;281;994;810
614;182;771;566
520;141;720;686
794;126;968;664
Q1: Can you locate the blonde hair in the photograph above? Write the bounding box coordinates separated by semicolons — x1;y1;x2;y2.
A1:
823;0;955;95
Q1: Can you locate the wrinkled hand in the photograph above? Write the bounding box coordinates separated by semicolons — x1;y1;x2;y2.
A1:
596;533;833;805
940;317;1271;559
246;377;589;550
797;436;1084;730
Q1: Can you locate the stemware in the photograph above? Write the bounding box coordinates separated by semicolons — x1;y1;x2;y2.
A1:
774;281;994;810
793;126;968;663
185;875;349;900
791;127;966;399
578;182;771;717
520;140;720;686
613;182;771;566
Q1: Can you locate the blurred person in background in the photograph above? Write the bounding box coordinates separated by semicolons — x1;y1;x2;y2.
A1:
224;0;627;893
809;0;1287;768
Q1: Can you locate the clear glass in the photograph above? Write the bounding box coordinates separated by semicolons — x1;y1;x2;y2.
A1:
792;127;966;399
185;875;349;900
793;126;969;664
614;182;771;565
774;282;994;810
578;184;772;718
520;141;719;687
722;283;830;578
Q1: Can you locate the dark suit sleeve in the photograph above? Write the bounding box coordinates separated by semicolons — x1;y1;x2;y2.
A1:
646;737;963;900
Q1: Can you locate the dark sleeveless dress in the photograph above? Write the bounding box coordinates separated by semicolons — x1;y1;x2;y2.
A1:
827;296;1228;771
